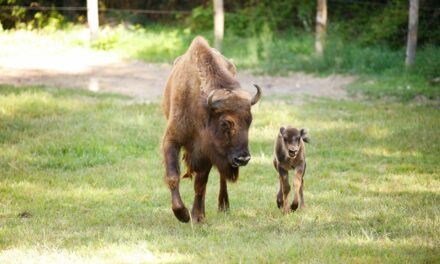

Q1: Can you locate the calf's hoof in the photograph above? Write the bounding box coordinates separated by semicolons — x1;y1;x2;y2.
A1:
290;201;299;212
172;206;190;223
276;198;282;209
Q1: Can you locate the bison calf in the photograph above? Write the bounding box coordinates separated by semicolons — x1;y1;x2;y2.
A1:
273;126;309;213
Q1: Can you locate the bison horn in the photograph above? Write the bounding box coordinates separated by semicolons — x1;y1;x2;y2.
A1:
251;84;262;105
207;90;217;109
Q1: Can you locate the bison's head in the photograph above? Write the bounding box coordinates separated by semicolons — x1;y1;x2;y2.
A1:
279;127;309;159
204;85;261;180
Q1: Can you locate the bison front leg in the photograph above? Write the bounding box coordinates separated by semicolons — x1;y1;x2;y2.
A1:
218;176;229;212
291;165;305;211
162;138;190;223
277;167;291;213
192;167;211;223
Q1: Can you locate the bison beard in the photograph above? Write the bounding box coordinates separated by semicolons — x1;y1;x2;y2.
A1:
214;156;239;182
183;146;239;182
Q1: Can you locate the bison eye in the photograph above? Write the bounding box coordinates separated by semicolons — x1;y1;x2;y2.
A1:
220;120;232;132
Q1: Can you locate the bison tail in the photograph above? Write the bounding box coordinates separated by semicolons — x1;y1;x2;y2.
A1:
182;172;193;180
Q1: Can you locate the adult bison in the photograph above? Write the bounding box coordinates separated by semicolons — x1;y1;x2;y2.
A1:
161;36;261;223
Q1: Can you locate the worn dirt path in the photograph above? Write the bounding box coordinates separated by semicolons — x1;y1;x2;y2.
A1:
0;42;355;102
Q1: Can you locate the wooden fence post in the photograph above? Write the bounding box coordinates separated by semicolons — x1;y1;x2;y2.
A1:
315;0;327;56
405;0;419;66
214;0;224;51
87;0;99;42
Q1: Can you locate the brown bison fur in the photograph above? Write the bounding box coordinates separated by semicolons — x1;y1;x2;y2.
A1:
273;126;309;213
161;36;261;223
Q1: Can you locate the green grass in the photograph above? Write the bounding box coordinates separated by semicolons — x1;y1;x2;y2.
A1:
1;85;439;263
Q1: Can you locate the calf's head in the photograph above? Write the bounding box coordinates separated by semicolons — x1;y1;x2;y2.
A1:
279;127;309;158
205;85;261;171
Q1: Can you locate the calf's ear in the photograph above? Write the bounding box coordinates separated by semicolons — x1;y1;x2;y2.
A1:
279;127;286;137
300;128;310;143
300;128;308;136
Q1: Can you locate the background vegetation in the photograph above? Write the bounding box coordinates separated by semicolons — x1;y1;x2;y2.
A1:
1;0;439;100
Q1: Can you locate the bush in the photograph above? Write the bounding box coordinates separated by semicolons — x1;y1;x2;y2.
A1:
186;5;213;32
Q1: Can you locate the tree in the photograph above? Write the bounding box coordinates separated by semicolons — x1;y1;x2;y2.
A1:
87;0;99;42
405;0;419;66
213;0;224;51
315;0;327;56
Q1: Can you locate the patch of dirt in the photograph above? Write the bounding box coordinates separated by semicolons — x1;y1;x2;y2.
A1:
18;211;32;218
0;46;356;102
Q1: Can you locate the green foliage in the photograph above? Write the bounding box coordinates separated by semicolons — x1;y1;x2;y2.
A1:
0;86;439;262
90;26;123;50
88;25;196;62
29;10;65;31
186;5;213;32
332;0;409;48
361;2;408;47
223;0;315;37
1;1;440;47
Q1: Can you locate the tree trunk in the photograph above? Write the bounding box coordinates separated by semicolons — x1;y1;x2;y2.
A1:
315;0;327;56
213;0;224;51
405;0;419;66
87;0;99;42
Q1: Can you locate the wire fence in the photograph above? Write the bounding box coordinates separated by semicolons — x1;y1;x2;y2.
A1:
0;0;439;15
0;1;438;32
0;5;192;14
328;0;440;11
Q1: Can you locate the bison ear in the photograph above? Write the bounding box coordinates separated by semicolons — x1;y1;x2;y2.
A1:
279;127;286;137
300;128;310;143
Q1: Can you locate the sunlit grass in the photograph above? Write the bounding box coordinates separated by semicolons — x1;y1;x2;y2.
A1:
0;85;439;262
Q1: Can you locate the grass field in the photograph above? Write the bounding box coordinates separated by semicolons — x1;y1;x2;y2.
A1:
0;85;439;263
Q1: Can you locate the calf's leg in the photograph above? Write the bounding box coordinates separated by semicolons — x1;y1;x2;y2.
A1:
278;167;291;213
299;177;305;209
162;137;190;222
299;162;306;209
291;165;305;211
276;177;283;209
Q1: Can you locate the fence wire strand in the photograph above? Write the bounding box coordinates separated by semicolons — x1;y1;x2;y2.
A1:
0;5;191;15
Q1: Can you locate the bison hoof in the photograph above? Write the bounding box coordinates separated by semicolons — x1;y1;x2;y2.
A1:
218;202;229;212
290;202;299;211
276;198;283;209
191;213;205;224
172;206;190;223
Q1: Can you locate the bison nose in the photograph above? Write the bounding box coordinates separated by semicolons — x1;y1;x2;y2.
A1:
288;150;298;157
233;155;251;167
